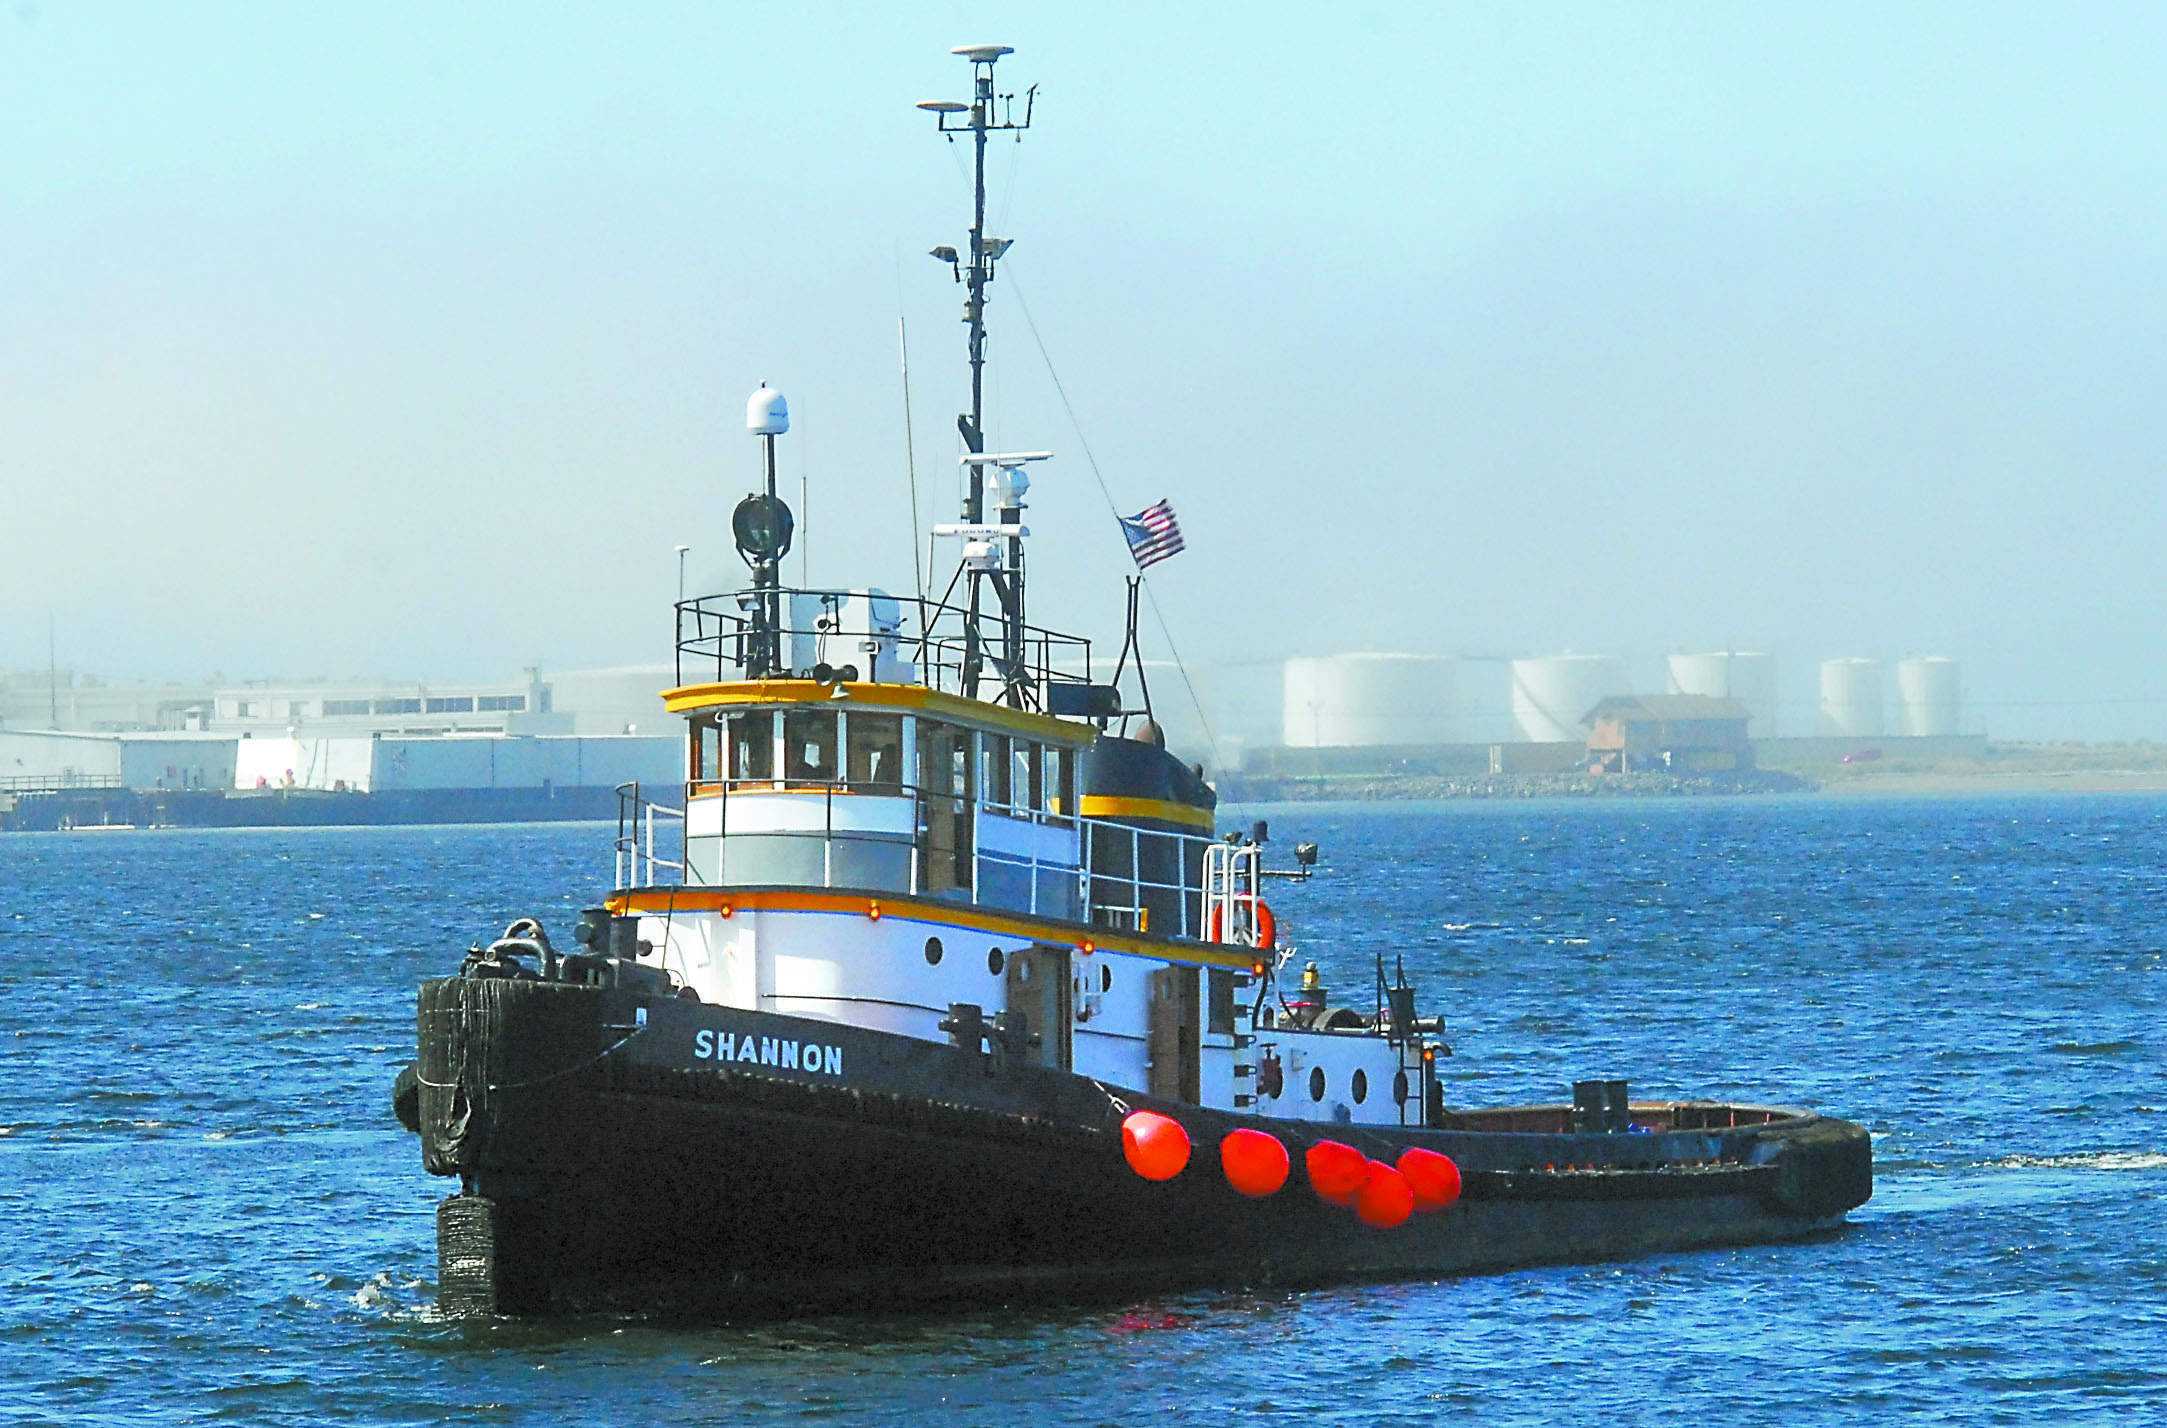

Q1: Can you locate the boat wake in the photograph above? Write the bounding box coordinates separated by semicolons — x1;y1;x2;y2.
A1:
1972;1149;2167;1173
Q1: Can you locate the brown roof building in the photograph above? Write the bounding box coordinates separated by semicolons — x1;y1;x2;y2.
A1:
1584;694;1753;774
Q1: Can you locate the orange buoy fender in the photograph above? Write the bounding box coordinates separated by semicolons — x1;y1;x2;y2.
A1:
1122;1111;1191;1181
1356;1161;1415;1228
1305;1139;1368;1205
1254;900;1276;950
1220;1128;1291;1198
1397;1146;1462;1211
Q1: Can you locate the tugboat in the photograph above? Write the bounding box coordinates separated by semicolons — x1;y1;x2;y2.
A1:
395;44;1870;1318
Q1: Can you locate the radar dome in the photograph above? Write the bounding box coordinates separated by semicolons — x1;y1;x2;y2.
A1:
746;387;789;436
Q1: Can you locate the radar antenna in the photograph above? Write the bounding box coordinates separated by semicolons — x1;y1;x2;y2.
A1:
920;45;1039;706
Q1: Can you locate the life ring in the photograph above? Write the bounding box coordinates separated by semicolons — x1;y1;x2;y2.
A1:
1206;897;1277;949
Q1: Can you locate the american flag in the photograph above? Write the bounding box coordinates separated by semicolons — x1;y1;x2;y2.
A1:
1118;499;1185;570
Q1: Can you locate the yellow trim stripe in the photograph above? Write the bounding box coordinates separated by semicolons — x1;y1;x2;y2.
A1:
1078;794;1216;832
605;885;1256;969
660;680;1098;746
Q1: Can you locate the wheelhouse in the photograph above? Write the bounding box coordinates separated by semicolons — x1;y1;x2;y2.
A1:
668;680;1090;919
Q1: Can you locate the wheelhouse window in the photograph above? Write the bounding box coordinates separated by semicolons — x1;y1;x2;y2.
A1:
1015;740;1039;812
978;736;1050;819
983;733;1012;807
847;712;905;794
690;715;722;784
728;709;774;782
1044;745;1076;824
783;708;838;784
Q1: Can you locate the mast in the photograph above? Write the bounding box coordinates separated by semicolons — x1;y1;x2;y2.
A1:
735;385;793;679
921;45;1037;706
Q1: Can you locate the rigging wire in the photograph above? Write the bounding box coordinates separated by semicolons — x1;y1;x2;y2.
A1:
897;303;926;603
799;405;810;587
1004;266;1224;769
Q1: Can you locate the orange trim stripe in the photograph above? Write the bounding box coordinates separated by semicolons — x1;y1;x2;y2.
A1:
660;680;1098;746
604;885;1252;968
1077;794;1215;832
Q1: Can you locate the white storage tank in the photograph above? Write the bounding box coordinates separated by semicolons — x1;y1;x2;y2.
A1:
1511;654;1627;743
1282;654;1458;747
1897;657;1961;737
1666;652;1778;736
1819;659;1884;738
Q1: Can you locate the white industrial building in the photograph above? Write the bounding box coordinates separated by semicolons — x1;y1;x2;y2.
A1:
0;729;123;791
2;724;675;799
0;666;668;739
236;733;678;795
548;665;679;736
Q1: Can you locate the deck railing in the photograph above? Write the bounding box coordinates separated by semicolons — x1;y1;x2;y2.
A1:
0;773;124;793
614;782;686;889
613;777;1240;949
673;585;1095;708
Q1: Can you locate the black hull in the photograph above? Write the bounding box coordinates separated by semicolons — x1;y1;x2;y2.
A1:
411;977;1872;1319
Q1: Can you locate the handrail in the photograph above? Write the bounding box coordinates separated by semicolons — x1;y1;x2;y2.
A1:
614;781;686;889
1202;840;1266;947
689;773;1075;829
673;584;1096;704
1082;820;1223;942
0;773;124;793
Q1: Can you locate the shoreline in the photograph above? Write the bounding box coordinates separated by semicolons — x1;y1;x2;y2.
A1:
1218;760;2167;803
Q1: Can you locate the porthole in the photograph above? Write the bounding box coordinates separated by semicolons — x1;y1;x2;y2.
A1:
1308;1066;1326;1102
924;936;944;966
1100;965;1112;993
1351;1069;1369;1104
1392;1069;1409;1106
987;947;1005;975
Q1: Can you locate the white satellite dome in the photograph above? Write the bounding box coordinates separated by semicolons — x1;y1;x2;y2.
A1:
746;387;789;436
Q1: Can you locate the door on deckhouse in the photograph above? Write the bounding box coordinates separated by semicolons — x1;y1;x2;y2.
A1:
919;720;973;895
1148;966;1201;1103
1004;943;1072;1071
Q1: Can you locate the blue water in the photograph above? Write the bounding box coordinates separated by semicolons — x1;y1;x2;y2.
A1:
3;797;2162;1425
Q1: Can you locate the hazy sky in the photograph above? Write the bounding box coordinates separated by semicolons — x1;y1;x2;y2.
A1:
5;3;2166;739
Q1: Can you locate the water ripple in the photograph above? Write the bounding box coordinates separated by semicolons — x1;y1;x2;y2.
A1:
1;805;2163;1425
